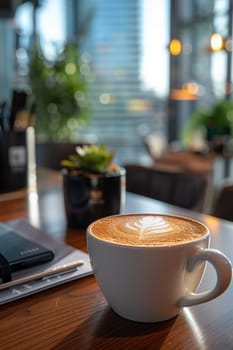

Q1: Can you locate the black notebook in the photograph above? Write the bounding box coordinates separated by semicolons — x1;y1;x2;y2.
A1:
0;224;54;271
0;219;92;305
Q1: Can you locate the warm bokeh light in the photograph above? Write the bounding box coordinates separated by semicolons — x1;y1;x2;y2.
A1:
210;33;224;52
168;39;182;55
170;82;199;100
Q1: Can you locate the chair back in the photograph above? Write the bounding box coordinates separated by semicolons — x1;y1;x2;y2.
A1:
212;182;233;221
124;164;211;212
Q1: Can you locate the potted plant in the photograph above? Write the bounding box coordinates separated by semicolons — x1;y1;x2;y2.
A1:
61;145;126;228
182;99;233;153
28;41;90;142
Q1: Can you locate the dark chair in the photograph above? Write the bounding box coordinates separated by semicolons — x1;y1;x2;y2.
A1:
212;182;233;221
124;164;211;212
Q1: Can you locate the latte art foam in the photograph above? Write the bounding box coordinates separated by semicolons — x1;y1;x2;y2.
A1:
125;216;173;238
89;214;207;246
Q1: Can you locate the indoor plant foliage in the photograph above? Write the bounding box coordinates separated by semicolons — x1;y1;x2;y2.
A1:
182;99;233;152
29;41;90;141
61;145;119;174
61;145;125;228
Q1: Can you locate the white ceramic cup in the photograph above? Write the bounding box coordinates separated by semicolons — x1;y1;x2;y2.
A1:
87;214;232;323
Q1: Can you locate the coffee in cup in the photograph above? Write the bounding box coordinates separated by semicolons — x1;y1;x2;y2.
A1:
90;214;207;246
87;214;232;323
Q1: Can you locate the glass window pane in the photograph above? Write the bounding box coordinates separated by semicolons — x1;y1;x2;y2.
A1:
76;0;169;163
14;0;169;163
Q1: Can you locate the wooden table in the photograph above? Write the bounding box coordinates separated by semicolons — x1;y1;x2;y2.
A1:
1;168;233;349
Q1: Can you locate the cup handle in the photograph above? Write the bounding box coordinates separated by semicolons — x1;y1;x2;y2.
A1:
178;248;232;307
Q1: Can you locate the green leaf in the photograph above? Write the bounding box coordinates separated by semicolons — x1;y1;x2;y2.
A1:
61;145;115;173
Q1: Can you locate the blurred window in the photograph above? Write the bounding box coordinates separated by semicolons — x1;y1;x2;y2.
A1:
70;0;170;163
169;0;232;141
14;0;169;163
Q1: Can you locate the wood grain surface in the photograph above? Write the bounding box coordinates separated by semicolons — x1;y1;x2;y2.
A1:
0;168;233;350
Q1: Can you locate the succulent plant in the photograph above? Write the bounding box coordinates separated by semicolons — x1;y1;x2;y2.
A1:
61;145;119;174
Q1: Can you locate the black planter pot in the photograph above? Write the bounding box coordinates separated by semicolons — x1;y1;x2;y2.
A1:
62;168;126;228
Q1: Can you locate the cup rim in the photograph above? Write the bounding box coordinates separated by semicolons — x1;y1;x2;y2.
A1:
87;213;209;249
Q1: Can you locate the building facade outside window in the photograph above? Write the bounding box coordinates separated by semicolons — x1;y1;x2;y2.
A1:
68;0;170;163
1;0;232;164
